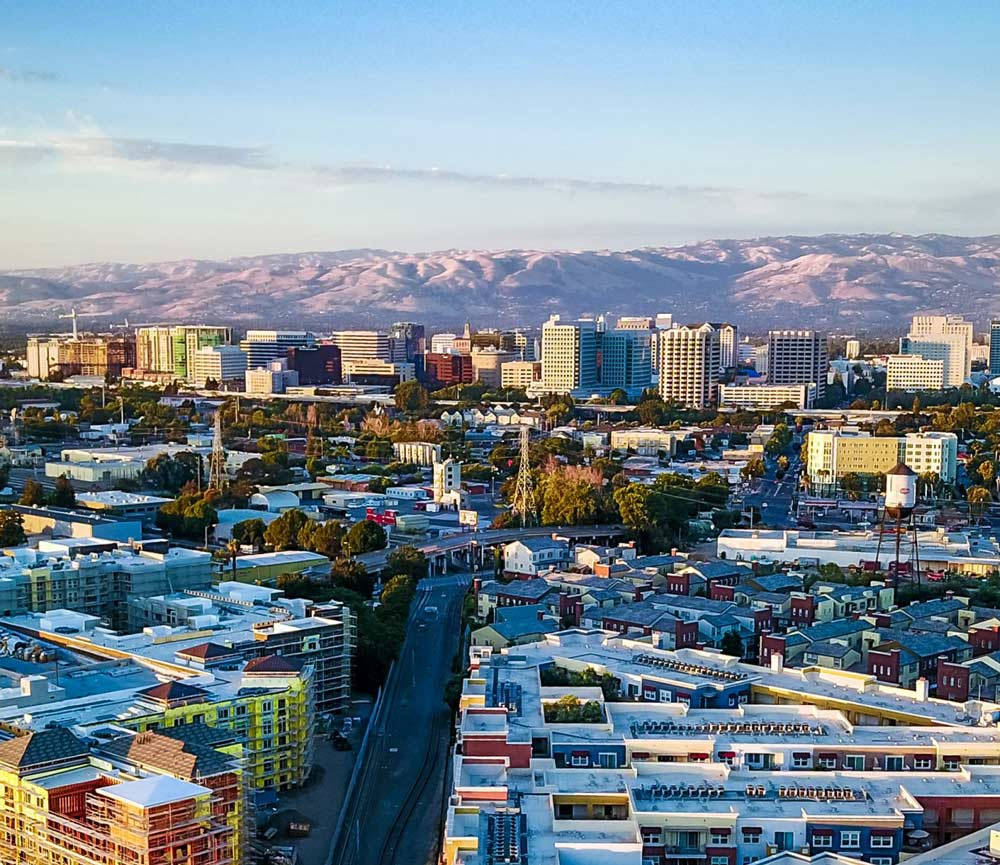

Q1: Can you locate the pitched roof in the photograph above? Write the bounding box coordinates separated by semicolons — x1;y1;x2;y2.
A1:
98;729;235;779
243;654;304;675
0;728;89;771
138;680;209;704
175;642;235;661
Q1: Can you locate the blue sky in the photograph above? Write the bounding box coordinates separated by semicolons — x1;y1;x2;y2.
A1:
2;1;998;267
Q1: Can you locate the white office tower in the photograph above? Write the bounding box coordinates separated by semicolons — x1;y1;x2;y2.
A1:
240;330;314;368
654;313;673;330
539;315;598;396
191;345;247;385
901;315;973;387
886;354;946;391
845;339;861;360
766;330;828;401
430;332;459;354
657;323;720;409
328;330;392;366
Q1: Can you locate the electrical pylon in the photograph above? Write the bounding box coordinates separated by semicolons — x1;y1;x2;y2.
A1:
511;425;536;526
209;410;226;490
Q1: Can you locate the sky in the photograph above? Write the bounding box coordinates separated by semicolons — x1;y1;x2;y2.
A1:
2;0;999;268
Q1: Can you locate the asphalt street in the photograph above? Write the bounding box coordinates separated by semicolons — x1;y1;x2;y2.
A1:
739;456;801;528
331;572;471;865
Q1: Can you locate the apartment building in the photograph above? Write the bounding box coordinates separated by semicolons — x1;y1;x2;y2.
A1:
846;338;861;360
539;315;598;396
658;323;719;409
991;320;1000;376
805;429;957;493
500;360;541;390
27;334;136;381
719;383;816;410
766;330;828;401
886;353;946;390
134;325;233;379
244;359;299;394
711;322;738;370
901;315;973;387
392;440;442;466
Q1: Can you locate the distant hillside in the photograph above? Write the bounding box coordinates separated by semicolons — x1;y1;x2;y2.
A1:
3;234;999;331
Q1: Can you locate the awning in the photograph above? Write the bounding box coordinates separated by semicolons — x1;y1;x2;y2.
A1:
709;827;731;835
871;829;897;837
811;829;834;836
817;752;837;759
571;750;589;758
742;826;762;833
689;752;710;760
718;751;736;759
943;755;961;761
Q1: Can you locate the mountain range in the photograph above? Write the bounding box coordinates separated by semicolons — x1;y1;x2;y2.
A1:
3;233;1000;333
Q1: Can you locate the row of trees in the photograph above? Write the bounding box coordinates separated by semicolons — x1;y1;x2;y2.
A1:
19;476;76;509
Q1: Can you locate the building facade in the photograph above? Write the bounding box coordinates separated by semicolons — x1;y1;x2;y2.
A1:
539;315;598;397
766;330;828;401
901;315;973;387
886;354;946;391
658;323;719;409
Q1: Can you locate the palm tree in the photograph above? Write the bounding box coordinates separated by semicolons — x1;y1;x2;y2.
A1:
968;486;992;524
226;539;240;581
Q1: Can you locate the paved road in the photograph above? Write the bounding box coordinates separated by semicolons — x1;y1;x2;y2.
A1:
356;524;626;572
740;456;800;528
332;573;472;865
5;467;59;492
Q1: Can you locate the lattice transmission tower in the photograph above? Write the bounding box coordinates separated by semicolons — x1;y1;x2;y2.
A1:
209;409;227;490
511;425;536;526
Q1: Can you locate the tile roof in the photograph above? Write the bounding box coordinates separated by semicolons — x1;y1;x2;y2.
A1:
98;729;235;779
243;654;304;674
138;681;210;704
175;642;236;661
0;728;89;771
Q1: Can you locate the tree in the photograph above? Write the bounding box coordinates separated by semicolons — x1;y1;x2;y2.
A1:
264;509;311;551
301;520;345;559
980;460;996;487
637;399;666;427
345;519;387;555
777;455;790;473
0;462;9;490
330;557;375;596
0;511;26;547
968;486;992;523
19;478;46;507
720;630;743;658
232;518;268;551
607;388;628;405
614;483;669;553
394;380;429;413
840;472;862;501
740;457;765;483
385;545;428;580
49;474;76;508
142;452;201;493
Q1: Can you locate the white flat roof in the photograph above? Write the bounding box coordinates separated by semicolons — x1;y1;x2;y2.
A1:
96;775;211;808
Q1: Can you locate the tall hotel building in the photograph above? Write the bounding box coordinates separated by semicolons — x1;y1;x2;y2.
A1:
658;323;720;409
766;329;828;401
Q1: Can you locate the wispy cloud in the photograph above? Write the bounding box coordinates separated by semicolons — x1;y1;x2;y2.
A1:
0;131;803;204
0;65;59;83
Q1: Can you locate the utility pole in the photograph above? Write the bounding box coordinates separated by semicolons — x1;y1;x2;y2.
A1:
510;425;536;527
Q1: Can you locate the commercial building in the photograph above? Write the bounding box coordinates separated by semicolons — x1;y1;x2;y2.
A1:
342;359;414;386
539;315;598;397
658;323;720;409
610;427;690;457
135;325;175;373
285;344;342;385
430;332;459;354
239;330;314;369
444;633;1000;865
846;338;861;360
45;442;207;485
470;347;517;388
171;326;232;379
135;325;233;380
327;330;393;365
901;315;973;387
886;353;947;391
600;329;653;398
804;429;957;493
711;322;739;370
767;330;828;401
425;352;474;387
991;320;1000;376
719;383;816;410
433;458;462;503
244;359;299;394
190;345;247;386
500;360;541;390
75;491;172;524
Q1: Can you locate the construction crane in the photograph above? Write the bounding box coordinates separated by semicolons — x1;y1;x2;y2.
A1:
56;308;112;339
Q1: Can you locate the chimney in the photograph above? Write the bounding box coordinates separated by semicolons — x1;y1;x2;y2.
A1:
915;677;929;702
770;652;784;673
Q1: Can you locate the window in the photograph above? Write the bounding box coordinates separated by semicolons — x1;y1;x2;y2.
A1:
792;754;810;768
742;830;762;844
871;835;894;848
773;832;794;852
818;756;837;769
913;756;933;770
811;834;832;848
710;831;730;845
659;689;672;702
711;858;729;865
640;828;662;845
885;756;904;771
871;859;893;865
570;754;589;767
840;830;860;849
944;757;961;771
844;755;864;771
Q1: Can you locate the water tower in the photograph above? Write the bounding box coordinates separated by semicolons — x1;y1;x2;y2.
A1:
875;462;921;585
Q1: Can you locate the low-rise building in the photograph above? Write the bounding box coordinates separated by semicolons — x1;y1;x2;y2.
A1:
886;353;947;391
503;537;571;577
719;383;816;410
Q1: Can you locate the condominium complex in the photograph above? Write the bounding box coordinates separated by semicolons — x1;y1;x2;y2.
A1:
539;315;598;396
135;325;232;379
658;323;719;409
711;322;739;370
886;353;946;391
845;338;861;360
444;633;1000;865
901;315;973;387
805;429;958;493
718;383;816;410
27;334;136;381
766;329;828;401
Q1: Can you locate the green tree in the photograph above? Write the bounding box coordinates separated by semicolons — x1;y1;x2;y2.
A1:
385;545;428;580
232;518;268;551
0;511;26;547
968;486;992;523
394;380;430;413
301;520;345;559
345;519;387;555
740;457;765;483
840;472;862;501
330;557;375;596
980;460;996;487
48;474;76;508
607;388;628;405
720;630;743;658
264;509;311;551
19;478;46;507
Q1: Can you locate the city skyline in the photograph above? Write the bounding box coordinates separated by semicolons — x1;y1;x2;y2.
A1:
3;1;1000;267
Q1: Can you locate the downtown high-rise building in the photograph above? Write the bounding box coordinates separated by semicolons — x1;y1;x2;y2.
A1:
327;330;392;365
710;322;739;370
539;315;598;396
766;329;828;401
658;323;720;409
599;328;652;398
989;320;1000;376
900;315;973;387
134;325;232;379
240;330;315;369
